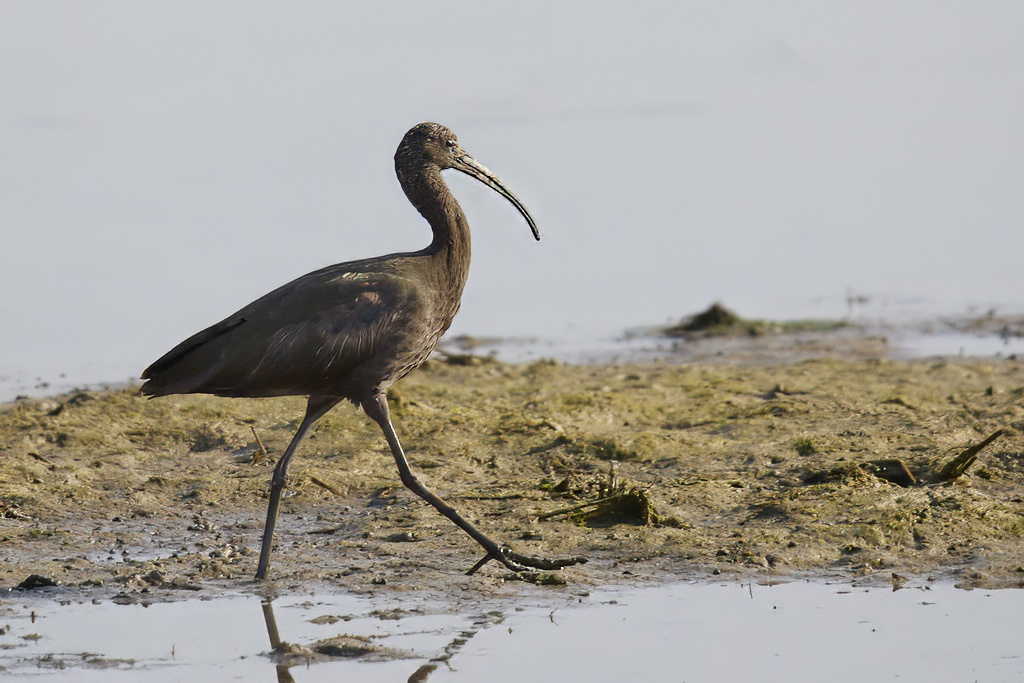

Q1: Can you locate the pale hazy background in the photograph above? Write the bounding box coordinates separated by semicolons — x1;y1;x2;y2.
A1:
2;1;1023;398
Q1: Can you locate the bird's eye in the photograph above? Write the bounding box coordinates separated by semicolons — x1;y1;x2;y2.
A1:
445;139;457;149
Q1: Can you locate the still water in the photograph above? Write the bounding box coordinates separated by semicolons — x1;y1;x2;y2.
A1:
1;581;1021;682
2;2;1024;399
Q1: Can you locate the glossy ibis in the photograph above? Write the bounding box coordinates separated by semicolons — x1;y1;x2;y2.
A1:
141;123;586;578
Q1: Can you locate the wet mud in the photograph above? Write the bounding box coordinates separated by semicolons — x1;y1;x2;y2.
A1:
2;343;1024;604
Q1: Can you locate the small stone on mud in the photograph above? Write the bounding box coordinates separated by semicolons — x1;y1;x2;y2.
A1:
309;614;341;625
16;574;60;590
208;544;239;559
313;635;376;658
369;608;413;620
864;459;916;487
142;570;167;586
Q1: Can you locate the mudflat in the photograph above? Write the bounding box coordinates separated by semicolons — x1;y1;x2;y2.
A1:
2;351;1023;599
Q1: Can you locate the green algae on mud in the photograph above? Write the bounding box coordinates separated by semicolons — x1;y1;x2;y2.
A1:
1;356;1023;598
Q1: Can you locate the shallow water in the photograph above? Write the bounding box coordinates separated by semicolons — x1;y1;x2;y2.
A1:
5;319;1024;403
2;581;1021;681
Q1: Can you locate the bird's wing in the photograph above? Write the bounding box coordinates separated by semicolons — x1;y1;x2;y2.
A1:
141;269;428;397
244;270;425;385
141;316;246;379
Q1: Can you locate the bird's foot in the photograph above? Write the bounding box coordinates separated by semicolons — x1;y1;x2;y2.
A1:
466;546;588;575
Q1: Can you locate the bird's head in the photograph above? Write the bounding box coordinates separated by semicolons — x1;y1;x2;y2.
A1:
396;122;540;240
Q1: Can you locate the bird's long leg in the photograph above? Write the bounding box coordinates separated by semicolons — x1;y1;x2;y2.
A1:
256;395;340;579
362;392;586;574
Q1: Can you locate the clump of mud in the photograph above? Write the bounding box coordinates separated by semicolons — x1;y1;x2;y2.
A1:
664;302;847;338
2;355;1023;599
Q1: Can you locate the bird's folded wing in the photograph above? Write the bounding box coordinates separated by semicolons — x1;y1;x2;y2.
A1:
141;270;427;397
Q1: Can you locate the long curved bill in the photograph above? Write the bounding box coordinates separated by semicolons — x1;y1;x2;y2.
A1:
453;152;541;241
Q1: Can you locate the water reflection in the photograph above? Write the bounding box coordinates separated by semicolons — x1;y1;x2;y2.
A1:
1;582;1021;680
402;612;507;683
260;599;295;683
258;595;503;682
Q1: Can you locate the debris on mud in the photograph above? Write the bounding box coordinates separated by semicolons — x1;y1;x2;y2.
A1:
804;429;1006;488
939;310;1024;341
539;486;669;527
537;463;680;528
934;429;1005;483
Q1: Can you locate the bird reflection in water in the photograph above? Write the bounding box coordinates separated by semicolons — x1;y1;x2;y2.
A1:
260;596;499;682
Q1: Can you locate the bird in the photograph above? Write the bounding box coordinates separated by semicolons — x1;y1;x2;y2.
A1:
141;122;586;579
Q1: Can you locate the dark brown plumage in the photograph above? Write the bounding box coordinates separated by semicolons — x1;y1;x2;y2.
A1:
141;123;585;578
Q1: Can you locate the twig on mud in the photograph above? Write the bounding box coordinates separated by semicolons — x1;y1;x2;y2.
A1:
935;429;1005;483
27;452;54;465
605;460;619;496
1;506;32;520
249;425;269;464
310;476;343;496
454;493;525;501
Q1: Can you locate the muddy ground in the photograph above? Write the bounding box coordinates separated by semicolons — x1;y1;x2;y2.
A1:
2;338;1023;602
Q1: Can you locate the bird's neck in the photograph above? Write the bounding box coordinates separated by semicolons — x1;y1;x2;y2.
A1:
401;165;472;291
